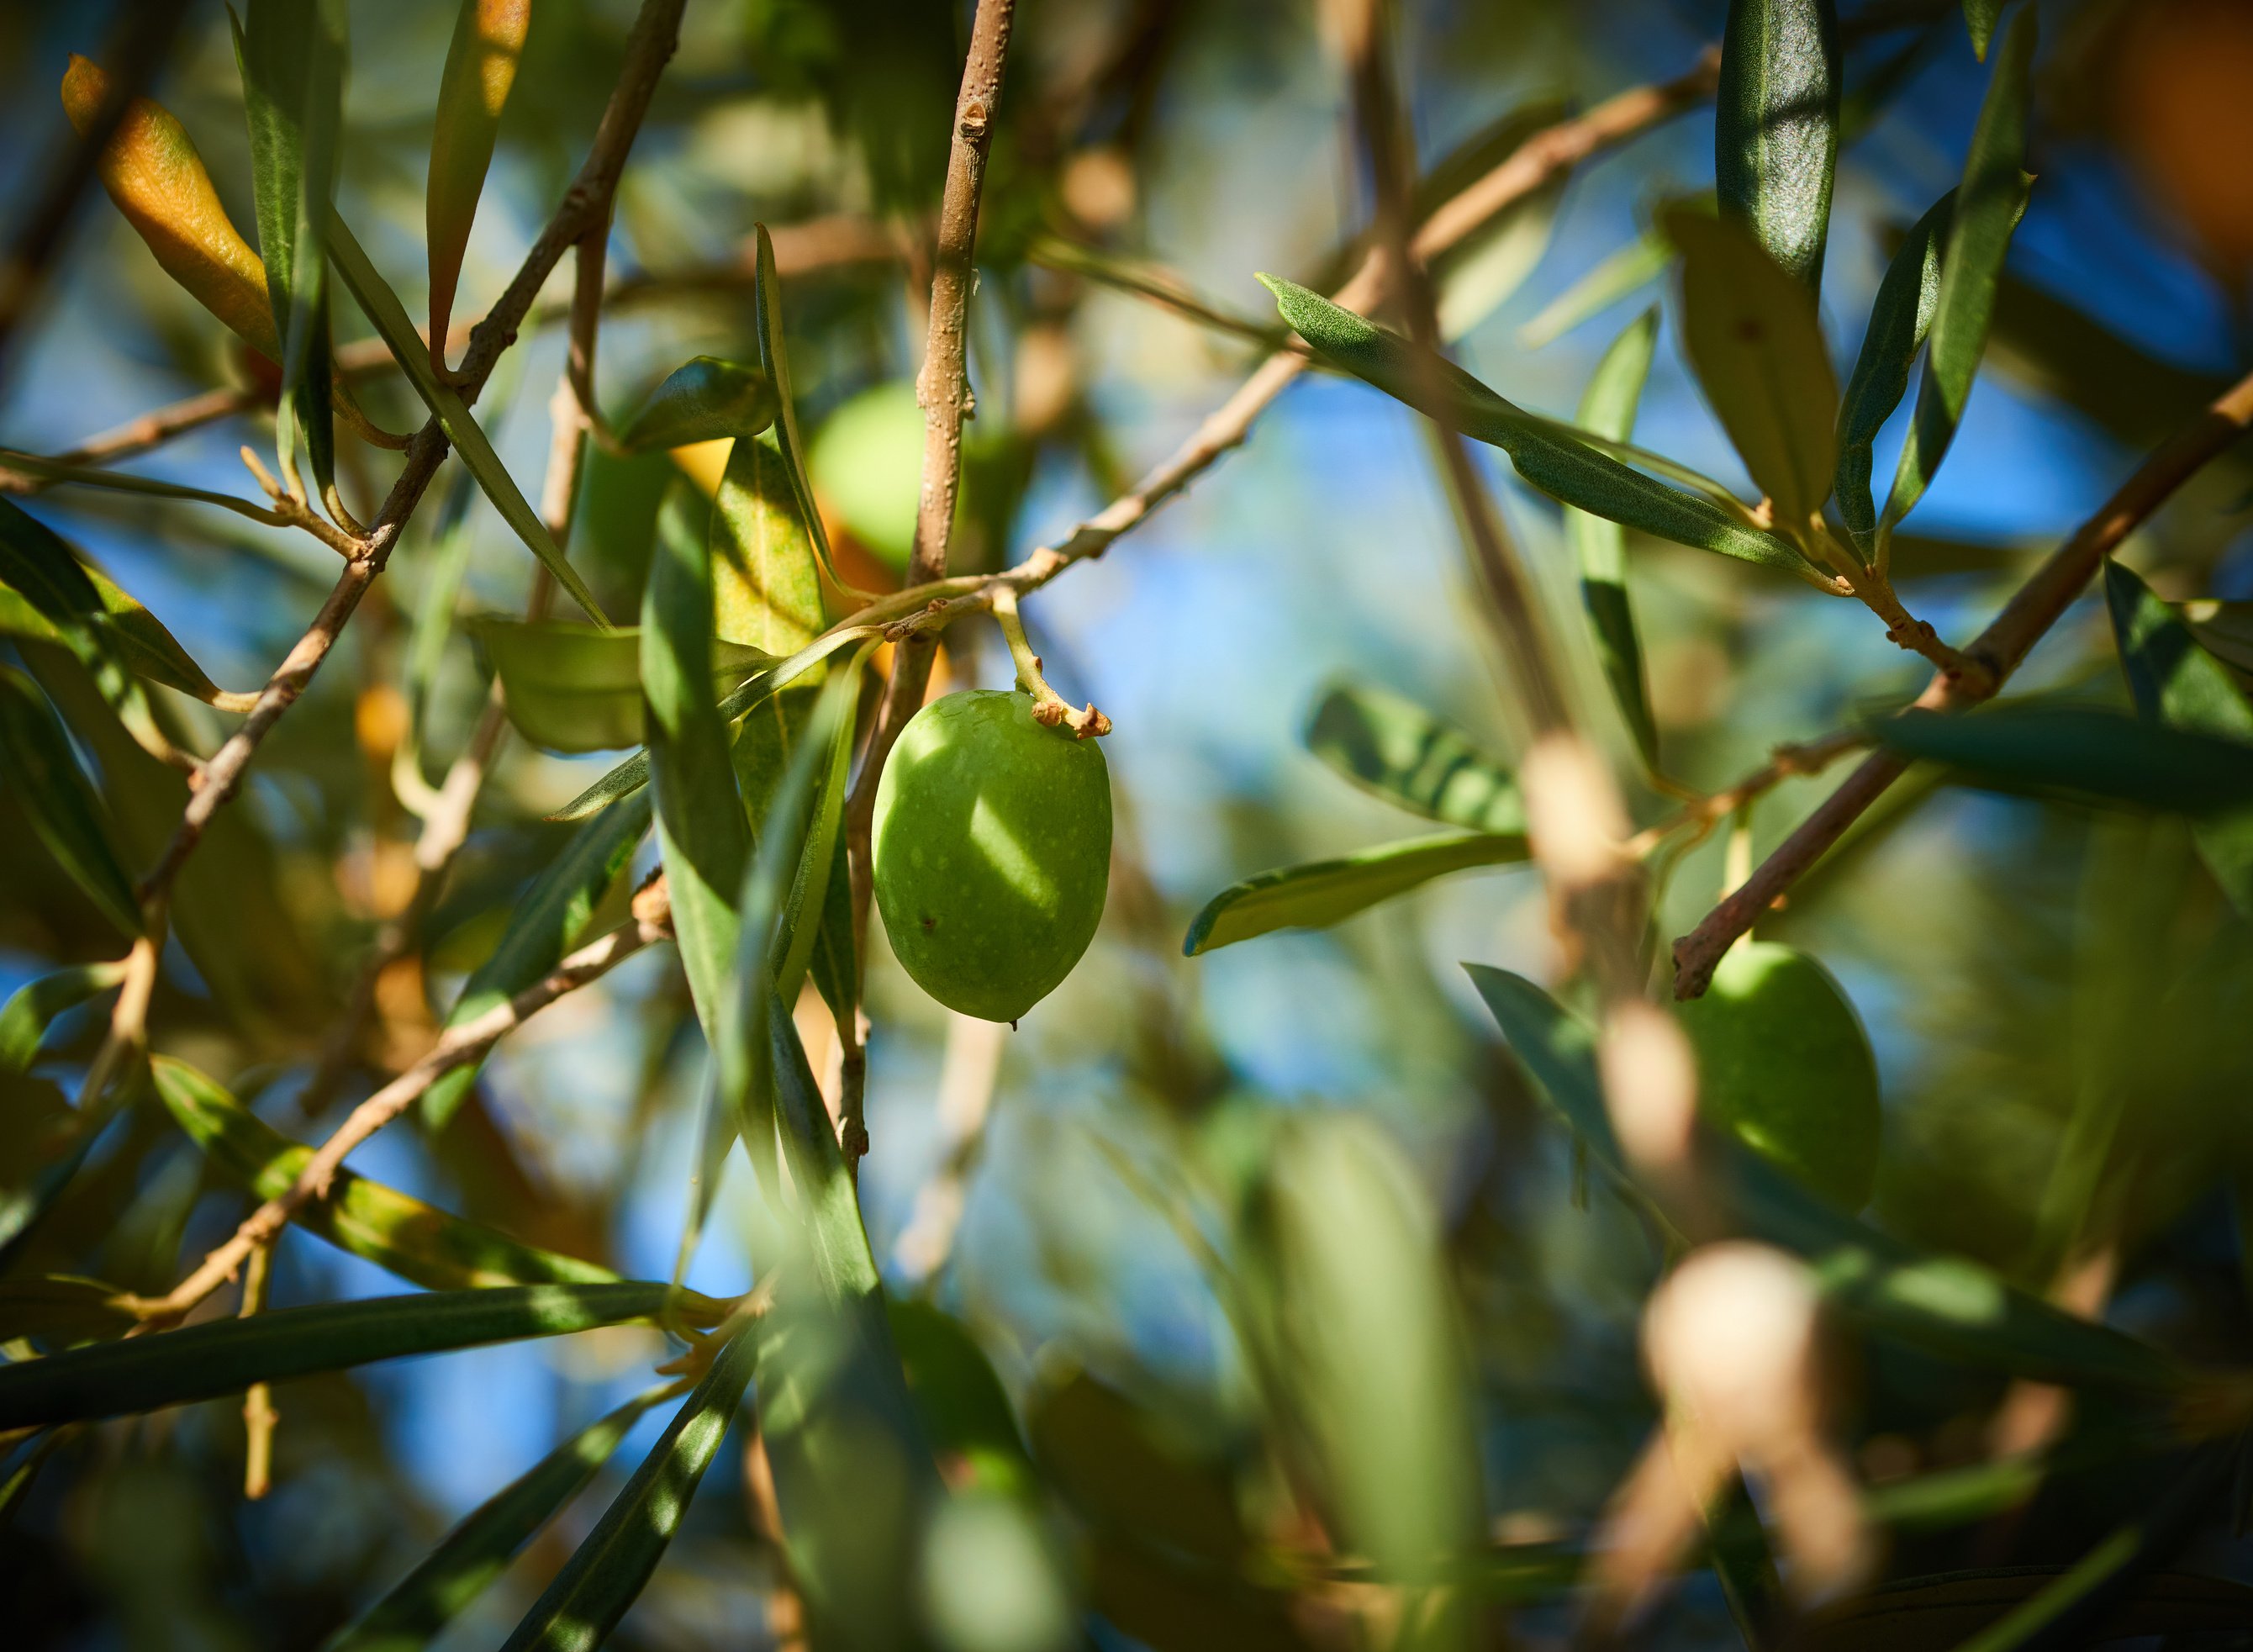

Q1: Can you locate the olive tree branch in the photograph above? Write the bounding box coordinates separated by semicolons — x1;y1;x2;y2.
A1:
1671;364;2253;998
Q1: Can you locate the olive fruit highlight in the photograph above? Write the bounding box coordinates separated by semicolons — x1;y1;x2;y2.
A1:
1675;941;1881;1210
873;690;1111;1023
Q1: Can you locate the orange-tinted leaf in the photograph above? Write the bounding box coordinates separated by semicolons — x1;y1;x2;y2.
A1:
426;0;530;362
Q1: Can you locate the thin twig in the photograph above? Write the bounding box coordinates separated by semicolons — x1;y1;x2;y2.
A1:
128;916;670;1326
238;1242;277;1500
1671;365;2253;997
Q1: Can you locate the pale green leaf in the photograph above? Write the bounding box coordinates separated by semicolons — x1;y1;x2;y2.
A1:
1568;309;1661;762
1185;834;1528;956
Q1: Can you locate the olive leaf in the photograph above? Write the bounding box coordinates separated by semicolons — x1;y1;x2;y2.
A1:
752;223;850;593
1715;0;1840;291
1872;704;2253;814
1303;680;1526;832
473;615;773;753
710;430;825;655
1568;309;1662;762
0;961;127;1076
0;553;230;707
1185;834;1529;956
0;665;141;937
1835;190;1953;561
615;356;778;452
425;0;530;357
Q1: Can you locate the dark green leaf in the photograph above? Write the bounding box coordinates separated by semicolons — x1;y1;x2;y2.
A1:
889;1300;1035;1495
0;1282;680;1429
150;1057;626;1292
326;211;611;625
1303;680;1526;832
1185;834;1528;956
615;356;778;453
0;960;126;1076
403;470;478;751
499;1328;758;1652
1716;0;1841;290
1263;275;1812;577
326;1387;667;1652
1879;8;2036;549
475;616;772;753
644;479;752;1047
0;557;228;706
710;430;824;654
0;664;141;936
1872;704;2253;814
1666;205;1839;533
2106;560;2253;910
0;1273;139;1345
1835;190;1952;561
1965;0;2005;59
1464;965;2184;1391
235;0;346;512
1568;309;1661;762
423;790;653;1129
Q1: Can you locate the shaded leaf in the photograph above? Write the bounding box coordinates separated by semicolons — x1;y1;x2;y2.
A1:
1834;190;1952;560
0;1282;683;1429
476;615;771;752
1264;275;1812;577
151;1057;623;1292
1879;8;2036;546
1303;680;1526;831
1872;704;2253;814
0;665;140;937
327;1385;662;1652
889;1300;1034;1496
1185;834;1528;956
710;430;824;654
423;790;653;1129
615;356;778;453
1667;205;1839;534
326;210;611;625
1568;309;1661;762
0;1273;139;1346
0;557;228;706
2105;560;2253;910
1985;267;2229;452
1716;0;1841;290
0;961;127;1076
426;0;530;357
1965;0;2005;60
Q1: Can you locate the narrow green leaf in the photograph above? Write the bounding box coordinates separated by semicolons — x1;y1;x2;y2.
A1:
0;665;141;936
1185;834;1528;956
644;480;751;1047
422;790;653;1128
326;1386;663;1652
2105;561;2253;910
1464;965;2183;1391
425;0;530;357
711;431;826;656
0;961;127;1076
0;450;288;528
1878;7;2036;549
0;1282;680;1429
150;1057;628;1291
0;498;185;760
1965;0;2005;60
1263;275;1813;577
1873;704;2253;814
499;1327;758;1652
1834;190;1953;560
1303;680;1526;832
1568;309;1661;762
1433;175;1564;342
888;1301;1035;1495
1716;0;1841;290
475;616;772;753
616;356;778;453
402;467;478;752
325;210;611;625
0;1274;139;1346
0;559;227;706
547;623;879;821
1666;205;1839;534
1517;225;1673;350
752;224;847;590
235;0;346;510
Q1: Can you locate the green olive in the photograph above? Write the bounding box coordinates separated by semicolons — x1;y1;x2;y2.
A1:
873;690;1112;1022
1676;941;1881;1210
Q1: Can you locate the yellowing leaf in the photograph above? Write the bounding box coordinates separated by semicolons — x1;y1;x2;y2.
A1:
427;0;530;360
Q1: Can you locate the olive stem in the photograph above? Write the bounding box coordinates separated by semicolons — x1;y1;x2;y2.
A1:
989;586;1111;738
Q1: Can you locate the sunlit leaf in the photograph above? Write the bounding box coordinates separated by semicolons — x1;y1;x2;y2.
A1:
326;210;612;625
150;1057;628;1293
1568;309;1661;762
1872;704;2253;814
1715;0;1840;290
0;556;229;707
0;1282;683;1429
710;430;824;654
0;960;127;1077
1666;205;1839;534
426;0;530;358
1835;190;1952;561
1185;834;1528;956
1878;7;2036;549
1263;275;1813;577
615;356;778;453
1303;680;1526;832
422;789;654;1129
752;224;848;592
474;615;772;753
0;665;140;937
233;0;346;510
2105;561;2253;910
326;1385;662;1652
